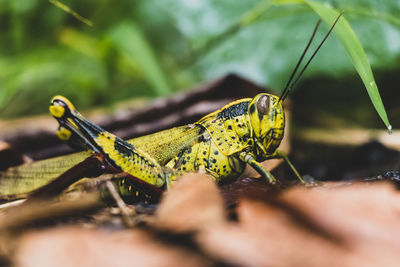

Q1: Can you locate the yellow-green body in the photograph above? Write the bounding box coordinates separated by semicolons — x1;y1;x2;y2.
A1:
166;96;286;184
0;93;292;198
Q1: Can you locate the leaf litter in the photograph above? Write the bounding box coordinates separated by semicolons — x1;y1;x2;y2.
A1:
2;176;400;267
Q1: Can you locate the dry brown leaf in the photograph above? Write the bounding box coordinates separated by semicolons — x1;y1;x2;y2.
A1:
0;141;32;170
195;182;400;267
15;227;210;267
219;177;275;207
0;192;102;232
277;182;400;266
154;174;225;233
196;200;357;267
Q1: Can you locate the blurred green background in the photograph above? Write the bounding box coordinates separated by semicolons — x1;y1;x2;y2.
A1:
0;0;399;128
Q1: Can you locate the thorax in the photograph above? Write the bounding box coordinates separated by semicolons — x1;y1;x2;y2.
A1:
195;98;254;156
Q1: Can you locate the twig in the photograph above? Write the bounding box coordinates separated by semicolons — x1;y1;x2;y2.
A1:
0;192;102;232
105;181;135;228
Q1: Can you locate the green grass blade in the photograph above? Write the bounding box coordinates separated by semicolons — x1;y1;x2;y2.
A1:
108;22;172;96
194;0;391;130
49;0;93;26
296;0;391;131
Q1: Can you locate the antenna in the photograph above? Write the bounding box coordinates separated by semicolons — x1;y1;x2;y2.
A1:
279;11;344;102
278;20;321;102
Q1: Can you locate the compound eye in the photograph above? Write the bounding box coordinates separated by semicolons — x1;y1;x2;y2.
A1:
256;95;270;115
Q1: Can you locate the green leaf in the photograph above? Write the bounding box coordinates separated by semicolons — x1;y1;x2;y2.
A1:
108;21;172;96
167;0;393;130
269;0;391;129
299;0;391;130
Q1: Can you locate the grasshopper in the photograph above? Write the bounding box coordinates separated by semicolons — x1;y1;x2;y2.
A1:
0;14;342;200
49;92;290;189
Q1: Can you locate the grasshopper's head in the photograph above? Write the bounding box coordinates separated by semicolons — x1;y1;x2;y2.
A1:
248;93;285;158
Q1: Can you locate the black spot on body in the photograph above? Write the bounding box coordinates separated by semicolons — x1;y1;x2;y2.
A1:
217;101;250;120
214;150;219;155
258;112;264;121
249;104;255;114
227;125;232;130
114;138;136;159
242;133;251;142
198;127;206;134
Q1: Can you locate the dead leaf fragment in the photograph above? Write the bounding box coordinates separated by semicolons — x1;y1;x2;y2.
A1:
196;182;400;267
155;174;225;233
196;199;355;267
277;182;400;266
0;141;31;171
15;227;210;267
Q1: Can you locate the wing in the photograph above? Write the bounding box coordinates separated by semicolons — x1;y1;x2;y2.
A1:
0;151;91;198
127;124;203;166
